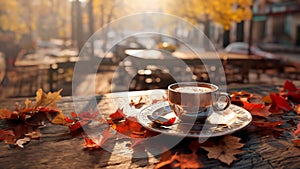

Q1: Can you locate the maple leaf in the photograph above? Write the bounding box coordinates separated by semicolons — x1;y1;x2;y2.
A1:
270;93;292;111
0;109;13;119
252;121;283;128
35;88;63;110
294;123;300;137
109;108;125;121
242;101;271;118
283;80;297;92
201;135;244;165
130;96;146;109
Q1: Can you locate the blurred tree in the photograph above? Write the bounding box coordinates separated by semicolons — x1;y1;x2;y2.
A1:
162;0;253;47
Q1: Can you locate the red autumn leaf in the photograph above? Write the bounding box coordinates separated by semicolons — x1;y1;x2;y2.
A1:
109;108;125;121
130;96;146;109
161;117;176;126
71;112;77;118
252;121;283;128
0;109;13;119
283;80;297;91
242;101;271;118
68;120;89;132
294;123;300;137
270;93;292;111
292;139;300;147
286;91;300;103
64;117;75;123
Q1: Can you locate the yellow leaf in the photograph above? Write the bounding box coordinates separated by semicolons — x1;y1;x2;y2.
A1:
50;111;66;125
25;99;32;109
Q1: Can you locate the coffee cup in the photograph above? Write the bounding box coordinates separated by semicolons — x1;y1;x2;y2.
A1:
168;82;231;123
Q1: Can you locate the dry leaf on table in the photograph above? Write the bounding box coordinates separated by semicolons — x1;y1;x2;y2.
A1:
201;135;244;165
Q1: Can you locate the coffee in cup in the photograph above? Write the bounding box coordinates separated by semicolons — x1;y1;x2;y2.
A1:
168;82;231;123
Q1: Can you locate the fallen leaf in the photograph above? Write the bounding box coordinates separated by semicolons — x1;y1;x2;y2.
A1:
286;91;300;103
82;129;111;149
270;93;292;111
292;139;300;147
16;137;31;148
262;95;272;104
252;121;283;128
295;105;300;114
176;153;203;169
130;96;146;109
109;108;125;121
25;131;41;139
242;101;271;118
294;123;300;137
0;130;16;144
154;150;177;169
201;135;244;165
283;80;297;91
0;109;12;119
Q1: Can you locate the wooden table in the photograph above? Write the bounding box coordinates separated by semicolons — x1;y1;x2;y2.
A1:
1;86;299;168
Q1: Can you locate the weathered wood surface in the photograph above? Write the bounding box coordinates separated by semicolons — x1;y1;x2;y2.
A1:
1;86;300;169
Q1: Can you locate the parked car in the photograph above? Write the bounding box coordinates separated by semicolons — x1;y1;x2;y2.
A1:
224;42;281;60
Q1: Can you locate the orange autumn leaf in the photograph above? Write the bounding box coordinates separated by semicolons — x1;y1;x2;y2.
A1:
292;139;300;147
176;153;203;169
294;123;300;137
0;109;13;119
252;121;283;128
262;95;272;104
130;96;146;109
154;150;177;169
109;108;125;121
294;105;300;114
201;135;244;165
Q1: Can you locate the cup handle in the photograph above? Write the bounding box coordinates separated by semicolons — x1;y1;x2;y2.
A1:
213;92;231;111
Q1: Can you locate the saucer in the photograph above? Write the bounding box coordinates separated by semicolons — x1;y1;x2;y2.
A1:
137;101;252;138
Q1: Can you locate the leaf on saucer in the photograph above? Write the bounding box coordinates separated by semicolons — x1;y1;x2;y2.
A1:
201;135;244;165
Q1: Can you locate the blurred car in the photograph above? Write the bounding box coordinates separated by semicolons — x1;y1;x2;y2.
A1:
224;42;280;60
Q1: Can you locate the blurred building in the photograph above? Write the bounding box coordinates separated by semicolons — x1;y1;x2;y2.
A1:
251;0;300;46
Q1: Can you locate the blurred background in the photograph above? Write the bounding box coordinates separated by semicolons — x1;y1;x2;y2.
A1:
0;0;300;98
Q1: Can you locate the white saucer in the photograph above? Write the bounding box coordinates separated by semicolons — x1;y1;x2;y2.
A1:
137;101;252;138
